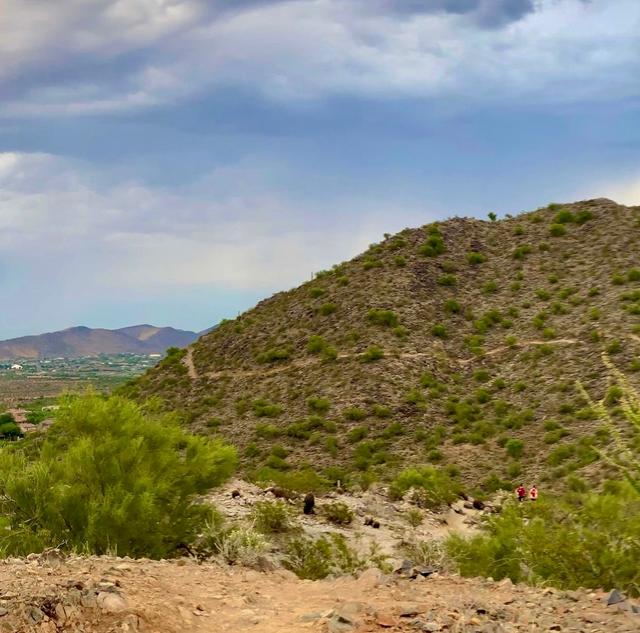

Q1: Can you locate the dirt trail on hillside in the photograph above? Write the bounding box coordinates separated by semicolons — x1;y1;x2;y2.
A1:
185;339;582;381
0;554;637;633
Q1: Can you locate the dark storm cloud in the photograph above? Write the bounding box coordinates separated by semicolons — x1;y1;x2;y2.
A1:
369;0;536;27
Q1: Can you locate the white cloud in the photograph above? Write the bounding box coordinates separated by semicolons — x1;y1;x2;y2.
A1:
0;152;426;292
0;0;639;116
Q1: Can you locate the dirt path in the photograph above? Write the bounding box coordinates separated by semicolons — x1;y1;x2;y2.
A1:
199;338;581;381
183;347;199;380
0;554;636;632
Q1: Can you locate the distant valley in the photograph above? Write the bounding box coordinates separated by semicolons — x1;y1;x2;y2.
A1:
0;324;201;360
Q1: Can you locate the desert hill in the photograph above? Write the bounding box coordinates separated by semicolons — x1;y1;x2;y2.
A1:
123;198;640;494
0;324;199;360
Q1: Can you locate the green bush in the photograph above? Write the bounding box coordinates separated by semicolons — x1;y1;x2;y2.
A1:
252;399;283;418
394;255;407;267
257;347;291;364
437;273;457;286
367;309;399;327
343;407;367;421
549;223;566;237
513;244;532;260
446;485;640;595
505;438;524;458
0;395;236;558
251;500;296;534
362;346;384;362
553;209;574;224
347;426;368;443
389;466;460;509
309;287;326;298
483;280;498;294
0;413;22;439
318;303;337;316
323;501;354;525
467;252;487;265
431;324;448;338
393;325;409;339
628;268;640;282
255;423;281;439
419;229;446;257
444;299;461;314
307;397;330;413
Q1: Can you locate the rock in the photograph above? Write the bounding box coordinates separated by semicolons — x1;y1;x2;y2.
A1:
375;613;397;628
463;502;474;510
395;560;414;576
0;608;7;617
298;612;322;622
472;499;485;510
399;604;421;617
328;613;358;633
607;589;626;606
97;592;127;613
357;568;383;590
251;555;277;572
421;623;442;632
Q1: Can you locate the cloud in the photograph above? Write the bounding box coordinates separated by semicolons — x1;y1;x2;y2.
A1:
0;0;638;116
0;152;427;293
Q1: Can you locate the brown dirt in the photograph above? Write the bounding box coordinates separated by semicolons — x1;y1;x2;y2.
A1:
0;553;637;632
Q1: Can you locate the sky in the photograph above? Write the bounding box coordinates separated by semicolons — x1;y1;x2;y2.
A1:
1;0;640;339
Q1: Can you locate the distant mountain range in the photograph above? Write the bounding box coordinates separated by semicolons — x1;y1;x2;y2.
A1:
0;325;201;360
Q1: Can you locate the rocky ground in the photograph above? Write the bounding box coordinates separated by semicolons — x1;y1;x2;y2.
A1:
0;551;637;633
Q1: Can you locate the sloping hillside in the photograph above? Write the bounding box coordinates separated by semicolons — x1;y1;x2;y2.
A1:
0;325;198;359
124;199;640;493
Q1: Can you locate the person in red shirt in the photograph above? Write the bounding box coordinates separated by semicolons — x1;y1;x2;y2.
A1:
516;484;527;502
529;485;538;501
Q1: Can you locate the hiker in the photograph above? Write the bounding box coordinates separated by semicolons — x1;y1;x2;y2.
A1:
516;484;527;502
529;485;538;502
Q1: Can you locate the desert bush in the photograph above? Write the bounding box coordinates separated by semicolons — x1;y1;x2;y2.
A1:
513;244;532;260
389;466;460;509
255;423;281;439
405;508;423;527
307;397;330;413
198;511;270;566
257;347;291;364
419;228;446;257
318;302;337;316
251;500;296;534
367;309;399;327
393;325;409;339
284;533;388;580
362;346;384;362
431;324;448;338
611;273;625;285
363;258;383;270
483;280;498;293
252;399;283;418
0;413;22;439
467;252;487;265
446;485;640;595
347;426;368;443
394;255;407;267
505;438;524;458
344;407;367;421
323;501;354;525
437;273;457;286
549;223;567;237
628;268;640;282
444;299;461;314
0;395;236;558
309;287;326;298
372;404;392;418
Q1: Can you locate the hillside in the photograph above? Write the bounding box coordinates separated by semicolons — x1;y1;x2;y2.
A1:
124;199;640;494
0;325;199;360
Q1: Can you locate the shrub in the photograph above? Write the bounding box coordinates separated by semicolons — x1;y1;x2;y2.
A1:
344;407;367;421
251;500;296;534
319;302;337;316
513;244;533;260
367;309;399;327
419;229;446;257
554;209;574;224
606;339;622;354
405;508;423;527
437;273;457;287
309;287;326;298
199;513;270;566
347;426;368;443
337;275;349;286
431;324;448;338
574;209;594;224
255;423;281;439
257;347;291;364
392;325;409;339
307;336;337;361
488;212;497;221
467;252;487;265
0;395;236;558
549;223;566;237
394;255;407;267
444;299;461;314
362;346;384;362
389;466;460;509
611;273;625;285
323;501;354;525
483;280;498;294
536;288;551;301
505;438;524;458
252;399;283;418
307;397;330;413
446;485;640;595
628;268;640;282
473;369;491;383
363;258;383;270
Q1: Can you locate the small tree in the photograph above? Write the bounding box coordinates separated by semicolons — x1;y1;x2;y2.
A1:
0;395;237;557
